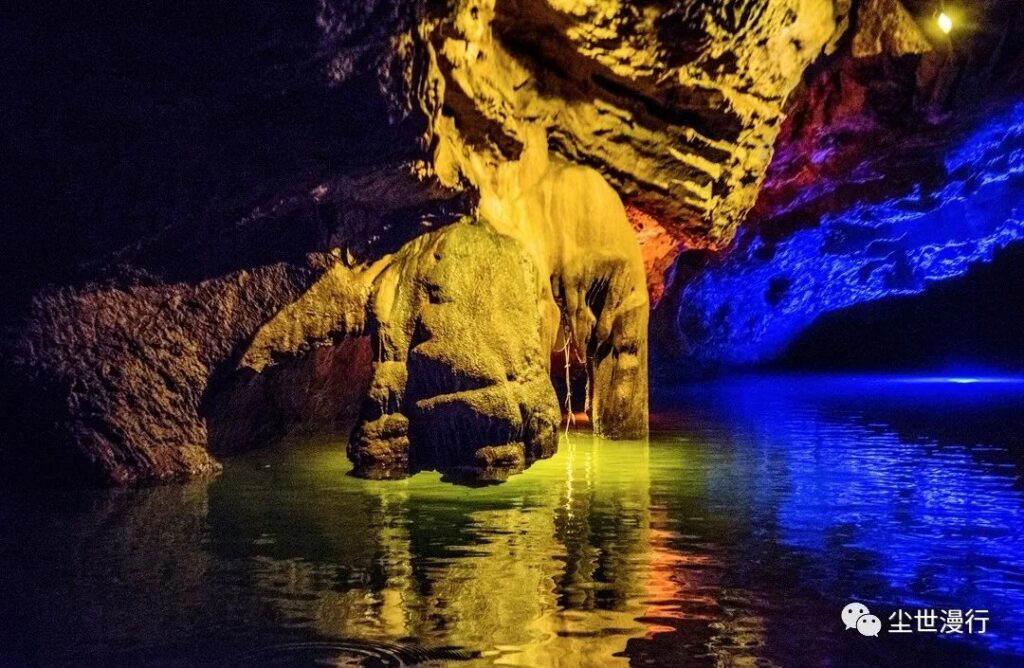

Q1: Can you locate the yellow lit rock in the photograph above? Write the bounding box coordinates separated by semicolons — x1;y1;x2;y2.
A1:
389;0;853;251
853;0;933;57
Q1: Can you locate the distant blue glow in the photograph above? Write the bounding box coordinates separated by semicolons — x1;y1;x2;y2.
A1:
894;376;1024;385
678;103;1024;365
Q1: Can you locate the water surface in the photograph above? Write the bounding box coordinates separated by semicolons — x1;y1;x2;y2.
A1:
2;376;1023;666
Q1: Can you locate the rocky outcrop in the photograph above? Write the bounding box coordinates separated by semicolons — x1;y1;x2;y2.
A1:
349;220;560;481
667;102;1024;368
343;148;651;479
406;0;851;284
244;158;651;480
658;0;1024;371
12;0;967;484
4;266;311;484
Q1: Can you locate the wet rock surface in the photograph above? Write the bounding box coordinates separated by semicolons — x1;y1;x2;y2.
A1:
669;102;1024;368
478;151;651;440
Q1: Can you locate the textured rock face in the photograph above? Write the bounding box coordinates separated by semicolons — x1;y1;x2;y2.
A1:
669;104;1024;367
5;0;926;484
658;0;1024;371
342;153;650;479
5;266;311;484
350;221;560;480
476;140;650;439
247;167;649;482
409;0;850;278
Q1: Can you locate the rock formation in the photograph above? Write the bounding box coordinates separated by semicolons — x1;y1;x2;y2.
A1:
4;266;312;484
657;0;1024;372
665;103;1024;368
14;0;1011;484
349;220;560;480
244;168;649;480
408;0;851;280
473;136;649;439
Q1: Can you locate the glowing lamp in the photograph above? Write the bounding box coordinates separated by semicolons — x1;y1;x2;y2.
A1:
937;12;953;34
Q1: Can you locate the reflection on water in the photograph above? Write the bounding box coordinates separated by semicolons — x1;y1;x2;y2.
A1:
1;376;1023;666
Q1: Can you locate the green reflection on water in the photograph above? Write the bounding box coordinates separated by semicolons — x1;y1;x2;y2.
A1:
208;432;733;666
6;380;1023;666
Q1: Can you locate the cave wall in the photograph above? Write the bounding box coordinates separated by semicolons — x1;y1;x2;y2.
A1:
2;0;855;484
3;0;1022;484
411;0;850;253
0;0;452;484
658;0;1024;372
667;102;1024;368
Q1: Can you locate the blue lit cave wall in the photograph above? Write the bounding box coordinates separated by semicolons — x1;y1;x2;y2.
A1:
668;103;1024;370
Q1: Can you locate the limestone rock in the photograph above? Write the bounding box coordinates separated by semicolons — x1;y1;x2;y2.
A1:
474;141;650;439
348;220;561;481
245;145;651;479
657;0;1024;372
403;0;851;272
240;259;389;373
2;0;895;485
852;0;931;58
4;266;311;484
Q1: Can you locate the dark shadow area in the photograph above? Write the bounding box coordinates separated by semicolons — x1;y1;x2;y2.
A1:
203;337;373;458
779;242;1024;372
0;0;430;317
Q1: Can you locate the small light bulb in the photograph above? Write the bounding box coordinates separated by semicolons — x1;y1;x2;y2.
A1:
937;12;953;34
